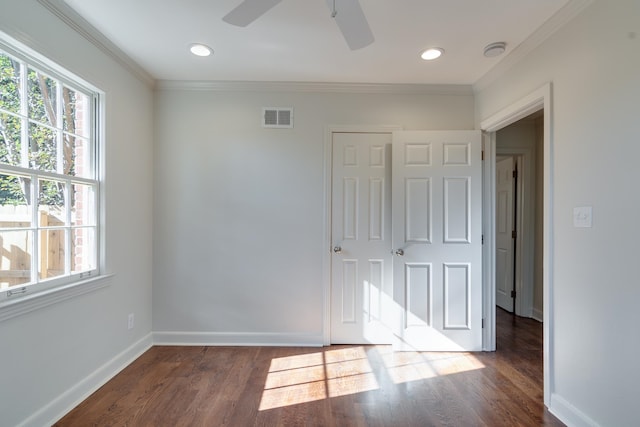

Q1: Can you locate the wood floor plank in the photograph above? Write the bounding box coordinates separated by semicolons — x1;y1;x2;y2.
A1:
55;309;563;426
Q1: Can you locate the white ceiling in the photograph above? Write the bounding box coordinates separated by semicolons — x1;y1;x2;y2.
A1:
58;0;575;85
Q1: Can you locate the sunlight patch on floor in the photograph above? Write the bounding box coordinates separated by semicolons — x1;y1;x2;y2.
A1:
376;347;485;384
324;347;378;398
259;347;379;410
259;346;485;410
259;379;327;410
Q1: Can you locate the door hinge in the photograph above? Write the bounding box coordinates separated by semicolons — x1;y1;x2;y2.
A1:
482;234;484;244
482;318;485;328
511;290;517;298
481;150;484;161
512;230;517;239
512;169;518;178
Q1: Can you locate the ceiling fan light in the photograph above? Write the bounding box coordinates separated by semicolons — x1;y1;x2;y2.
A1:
190;43;213;57
420;48;444;61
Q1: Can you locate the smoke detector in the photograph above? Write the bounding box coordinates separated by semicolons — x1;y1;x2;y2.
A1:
484;42;506;58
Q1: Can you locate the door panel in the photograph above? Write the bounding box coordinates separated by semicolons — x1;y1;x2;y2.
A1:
444;177;471;243
331;132;393;344
392;131;482;351
496;156;515;312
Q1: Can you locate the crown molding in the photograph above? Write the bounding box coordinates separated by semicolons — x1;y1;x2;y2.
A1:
473;0;595;93
37;0;155;88
156;80;474;95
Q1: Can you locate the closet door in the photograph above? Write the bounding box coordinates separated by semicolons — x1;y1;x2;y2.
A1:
391;131;483;351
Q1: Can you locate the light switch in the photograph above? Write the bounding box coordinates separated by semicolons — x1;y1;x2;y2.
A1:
573;206;592;228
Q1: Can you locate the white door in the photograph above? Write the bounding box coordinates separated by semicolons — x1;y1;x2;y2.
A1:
331;132;394;344
391;131;483;351
495;156;515;312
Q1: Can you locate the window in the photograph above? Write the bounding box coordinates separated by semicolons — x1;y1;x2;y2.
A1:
0;39;101;304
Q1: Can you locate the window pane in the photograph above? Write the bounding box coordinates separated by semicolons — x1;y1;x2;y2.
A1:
63;134;92;178
39;228;65;280
0;174;31;218
0;230;32;289
62;87;92;178
29;122;57;172
28;68;57;126
71;227;95;273
63;86;90;138
0;112;22;166
0;53;21;114
38;179;65;226
71;183;95;226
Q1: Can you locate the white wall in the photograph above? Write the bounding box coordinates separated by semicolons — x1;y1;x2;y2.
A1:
0;1;154;426
153;87;474;343
476;0;640;425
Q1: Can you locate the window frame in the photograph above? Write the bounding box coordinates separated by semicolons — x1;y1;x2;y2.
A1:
0;32;108;319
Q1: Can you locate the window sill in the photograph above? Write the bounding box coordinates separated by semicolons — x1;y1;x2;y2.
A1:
0;274;114;322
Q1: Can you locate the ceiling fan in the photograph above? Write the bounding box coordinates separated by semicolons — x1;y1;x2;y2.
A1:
222;0;374;50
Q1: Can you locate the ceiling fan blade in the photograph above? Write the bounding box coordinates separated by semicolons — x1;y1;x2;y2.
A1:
223;0;283;27
325;0;374;50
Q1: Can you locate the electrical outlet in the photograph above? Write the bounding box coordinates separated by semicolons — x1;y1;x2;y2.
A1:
127;313;134;330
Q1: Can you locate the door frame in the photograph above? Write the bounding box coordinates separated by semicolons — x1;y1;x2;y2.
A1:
323;125;402;345
480;83;553;407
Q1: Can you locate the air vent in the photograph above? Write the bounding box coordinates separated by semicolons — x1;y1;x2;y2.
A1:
263;107;293;128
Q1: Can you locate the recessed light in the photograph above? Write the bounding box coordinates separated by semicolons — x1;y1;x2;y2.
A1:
190;43;213;57
420;48;444;61
483;42;506;57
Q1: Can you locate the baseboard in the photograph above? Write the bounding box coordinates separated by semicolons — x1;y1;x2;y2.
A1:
19;333;153;427
549;392;600;427
532;307;544;322
153;331;324;347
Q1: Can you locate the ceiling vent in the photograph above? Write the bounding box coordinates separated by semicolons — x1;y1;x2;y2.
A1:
263;107;293;128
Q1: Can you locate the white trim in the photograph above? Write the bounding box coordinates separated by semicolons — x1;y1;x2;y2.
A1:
481;88;547;132
532;307;544;322
156;80;474;95
482;132;496;351
0;31;101;96
322;126;332;346
19;333;153;427
549;393;601;427
323;125;403;346
0;274;113;322
474;0;594;92
153;332;323;347
480;83;553;408
36;0;155;87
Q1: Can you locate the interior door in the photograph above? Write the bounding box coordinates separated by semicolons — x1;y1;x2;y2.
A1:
391;131;483;351
330;132;394;344
495;156;515;312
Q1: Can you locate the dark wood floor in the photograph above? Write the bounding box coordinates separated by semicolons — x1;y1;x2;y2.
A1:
56;309;563;426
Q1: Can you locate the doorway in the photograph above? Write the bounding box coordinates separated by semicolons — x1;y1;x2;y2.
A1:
481;83;552;406
495;111;542;320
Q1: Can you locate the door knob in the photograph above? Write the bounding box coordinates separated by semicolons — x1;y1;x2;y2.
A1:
394;248;404;256
333;246;342;254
